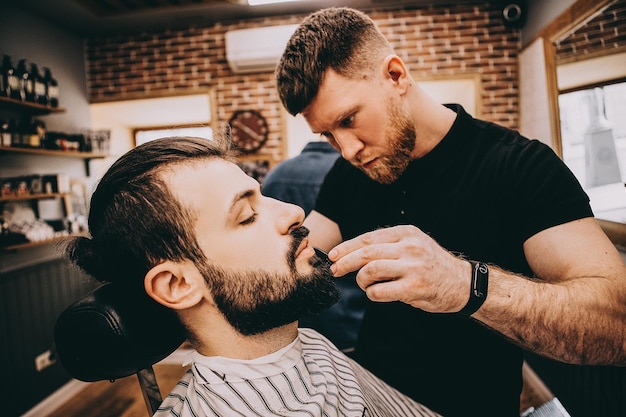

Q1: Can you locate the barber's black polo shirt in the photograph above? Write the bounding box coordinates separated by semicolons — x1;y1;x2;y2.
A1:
315;104;592;417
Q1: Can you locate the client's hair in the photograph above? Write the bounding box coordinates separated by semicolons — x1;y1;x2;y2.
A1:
66;135;235;291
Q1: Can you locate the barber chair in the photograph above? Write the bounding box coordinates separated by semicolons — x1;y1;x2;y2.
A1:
54;283;570;417
53;283;187;415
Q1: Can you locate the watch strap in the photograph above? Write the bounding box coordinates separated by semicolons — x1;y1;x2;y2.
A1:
458;260;489;316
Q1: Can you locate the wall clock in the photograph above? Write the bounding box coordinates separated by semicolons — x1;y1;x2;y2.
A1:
228;110;269;154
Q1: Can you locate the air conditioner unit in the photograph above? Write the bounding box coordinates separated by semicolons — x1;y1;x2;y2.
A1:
225;24;299;74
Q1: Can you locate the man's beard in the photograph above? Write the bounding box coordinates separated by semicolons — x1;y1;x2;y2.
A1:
199;226;341;336
359;98;416;184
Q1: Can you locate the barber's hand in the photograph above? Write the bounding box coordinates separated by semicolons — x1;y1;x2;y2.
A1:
328;225;471;313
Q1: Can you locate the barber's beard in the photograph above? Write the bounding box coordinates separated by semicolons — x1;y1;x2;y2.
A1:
200;226;341;336
361;99;416;185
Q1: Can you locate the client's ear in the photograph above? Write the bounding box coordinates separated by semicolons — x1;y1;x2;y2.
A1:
144;261;204;310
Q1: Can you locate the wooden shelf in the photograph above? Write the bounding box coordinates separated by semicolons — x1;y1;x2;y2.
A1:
0;96;65;115
0;145;107;159
0;146;108;175
0;96;97;254
1;233;84;252
0;192;68;203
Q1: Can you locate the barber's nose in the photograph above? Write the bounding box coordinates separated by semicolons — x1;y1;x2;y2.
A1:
336;133;364;161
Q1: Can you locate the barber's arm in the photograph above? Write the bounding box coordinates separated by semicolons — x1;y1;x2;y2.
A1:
303;210;343;252
328;217;626;366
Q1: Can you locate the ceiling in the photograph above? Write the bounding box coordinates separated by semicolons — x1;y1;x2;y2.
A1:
15;0;488;37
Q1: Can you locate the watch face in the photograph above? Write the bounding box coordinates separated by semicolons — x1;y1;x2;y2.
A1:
228;110;269;153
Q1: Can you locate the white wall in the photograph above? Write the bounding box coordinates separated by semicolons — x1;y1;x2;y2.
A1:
518;38;554;148
0;4;91;133
88;94;215;186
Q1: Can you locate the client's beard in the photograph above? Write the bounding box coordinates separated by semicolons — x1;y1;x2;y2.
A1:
200;226;341;336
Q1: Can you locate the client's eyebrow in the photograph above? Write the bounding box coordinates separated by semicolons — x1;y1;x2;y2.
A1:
228;188;255;217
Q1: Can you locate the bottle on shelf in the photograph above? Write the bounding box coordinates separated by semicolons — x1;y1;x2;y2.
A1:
31;119;45;148
30;63;47;105
42;67;59;107
11;118;25;147
0;119;12;147
5;56;20;101
15;59;31;102
0;55;10;97
13;119;45;148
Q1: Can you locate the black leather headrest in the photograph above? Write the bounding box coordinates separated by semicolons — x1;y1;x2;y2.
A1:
54;283;186;382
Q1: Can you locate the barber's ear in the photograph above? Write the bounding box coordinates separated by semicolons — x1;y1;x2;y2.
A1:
382;54;411;92
144;261;204;310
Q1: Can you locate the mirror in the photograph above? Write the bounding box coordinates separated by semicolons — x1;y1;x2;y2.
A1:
523;0;626;247
553;0;626;226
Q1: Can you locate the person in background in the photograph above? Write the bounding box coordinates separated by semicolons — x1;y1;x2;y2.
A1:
263;139;366;352
275;6;626;417
263;139;340;216
65;136;442;417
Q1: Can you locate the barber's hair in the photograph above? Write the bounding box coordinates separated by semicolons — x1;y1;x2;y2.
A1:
66;135;236;290
276;7;393;116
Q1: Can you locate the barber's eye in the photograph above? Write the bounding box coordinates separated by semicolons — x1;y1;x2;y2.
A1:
340;115;354;127
240;213;257;225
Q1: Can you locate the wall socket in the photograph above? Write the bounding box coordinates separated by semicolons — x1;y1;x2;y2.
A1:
35;349;56;372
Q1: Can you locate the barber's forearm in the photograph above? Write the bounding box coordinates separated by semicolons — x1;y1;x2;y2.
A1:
473;266;626;366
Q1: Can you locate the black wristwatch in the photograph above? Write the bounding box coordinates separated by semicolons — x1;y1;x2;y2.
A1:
458;260;489;316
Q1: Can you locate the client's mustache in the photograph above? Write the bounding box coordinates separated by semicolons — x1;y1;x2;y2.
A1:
287;226;310;270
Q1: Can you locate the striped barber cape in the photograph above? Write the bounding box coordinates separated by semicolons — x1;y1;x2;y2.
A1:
155;328;442;417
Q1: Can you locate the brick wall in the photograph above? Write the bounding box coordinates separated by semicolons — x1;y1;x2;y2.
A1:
85;3;520;161
555;0;626;64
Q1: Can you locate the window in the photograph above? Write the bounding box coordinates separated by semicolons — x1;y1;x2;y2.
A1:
559;81;626;222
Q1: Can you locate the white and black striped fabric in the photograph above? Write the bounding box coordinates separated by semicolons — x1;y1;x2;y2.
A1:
155;328;442;416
